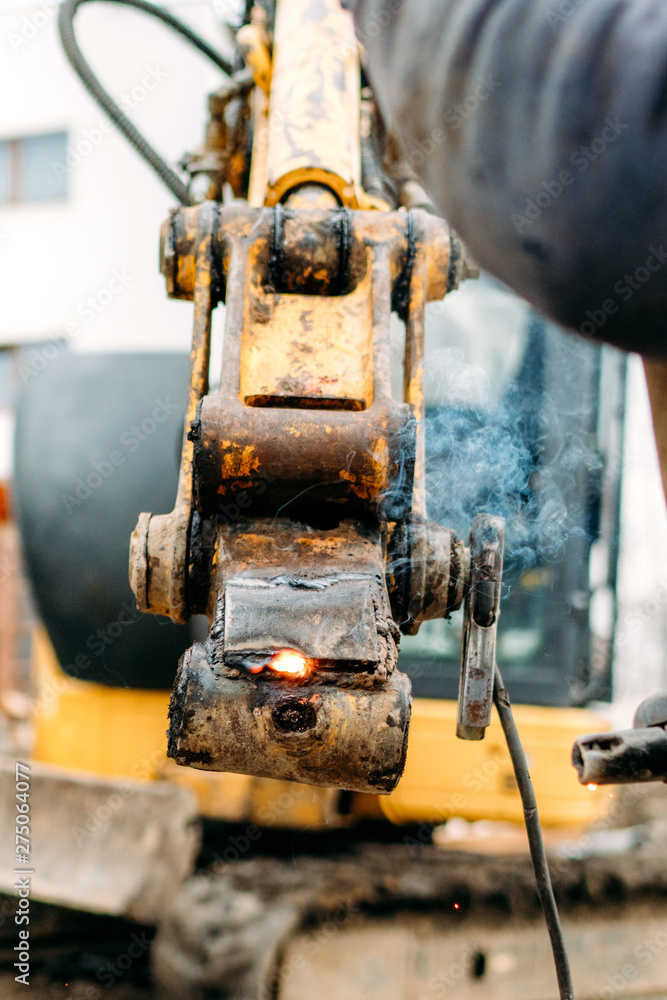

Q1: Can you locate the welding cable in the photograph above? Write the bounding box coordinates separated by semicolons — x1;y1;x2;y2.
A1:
493;665;575;1000
59;0;235;205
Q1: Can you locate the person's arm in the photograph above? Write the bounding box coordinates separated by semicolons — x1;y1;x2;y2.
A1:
344;0;667;356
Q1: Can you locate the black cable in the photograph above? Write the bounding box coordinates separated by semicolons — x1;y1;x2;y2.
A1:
58;0;234;204
493;665;575;1000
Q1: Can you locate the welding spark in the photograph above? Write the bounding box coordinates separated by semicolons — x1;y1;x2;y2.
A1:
269;650;309;677
587;783;598;791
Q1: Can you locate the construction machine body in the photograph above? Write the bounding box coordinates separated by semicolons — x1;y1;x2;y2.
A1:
0;2;639;997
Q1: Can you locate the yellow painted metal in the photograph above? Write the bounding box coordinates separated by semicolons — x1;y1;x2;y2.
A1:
247;86;271;207
240;265;375;409
244;778;339;828
31;626;170;780
31;627;608;829
264;0;361;207
380;698;610;828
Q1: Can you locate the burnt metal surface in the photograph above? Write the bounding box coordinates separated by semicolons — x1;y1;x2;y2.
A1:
263;0;362;207
223;577;382;669
167;642;411;793
130;201;218;624
166;517;408;792
181;71;253;204
386;518;466;633
191;206;444;518
131;200;458;620
208;519;398;681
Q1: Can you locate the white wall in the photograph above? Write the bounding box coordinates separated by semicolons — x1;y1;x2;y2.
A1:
611;358;667;724
0;0;228;350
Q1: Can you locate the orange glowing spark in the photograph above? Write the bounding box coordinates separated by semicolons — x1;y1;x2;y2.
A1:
269;650;309;677
587;783;598;791
454;903;460;910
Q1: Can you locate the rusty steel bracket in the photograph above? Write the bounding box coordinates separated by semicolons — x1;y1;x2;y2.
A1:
457;514;505;741
128;0;491;793
129;200;219;624
128;199;474;792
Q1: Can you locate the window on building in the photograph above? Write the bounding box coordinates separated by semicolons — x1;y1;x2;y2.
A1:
0;132;68;205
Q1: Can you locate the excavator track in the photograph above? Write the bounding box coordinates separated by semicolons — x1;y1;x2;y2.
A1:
3;786;667;999
152;792;667;1000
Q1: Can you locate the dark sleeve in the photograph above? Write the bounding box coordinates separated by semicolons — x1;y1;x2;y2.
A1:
344;0;667;357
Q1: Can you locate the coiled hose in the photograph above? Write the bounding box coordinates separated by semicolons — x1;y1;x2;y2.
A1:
58;0;234;204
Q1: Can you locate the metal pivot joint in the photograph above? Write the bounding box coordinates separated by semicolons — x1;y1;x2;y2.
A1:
128;0;484;795
457;514;505;741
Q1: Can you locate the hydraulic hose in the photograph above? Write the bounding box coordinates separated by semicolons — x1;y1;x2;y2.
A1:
58;0;234;204
494;665;575;1000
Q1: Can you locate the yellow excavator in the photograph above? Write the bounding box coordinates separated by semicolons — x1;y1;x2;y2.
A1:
3;1;647;998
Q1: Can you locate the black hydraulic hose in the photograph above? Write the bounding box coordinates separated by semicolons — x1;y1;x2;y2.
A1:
58;0;234;204
493;665;575;1000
